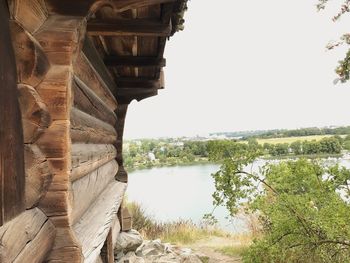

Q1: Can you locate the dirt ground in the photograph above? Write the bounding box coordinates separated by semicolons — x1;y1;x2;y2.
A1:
190;236;242;263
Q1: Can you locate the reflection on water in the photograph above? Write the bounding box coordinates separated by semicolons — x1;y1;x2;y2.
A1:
127;163;250;233
126;157;350;233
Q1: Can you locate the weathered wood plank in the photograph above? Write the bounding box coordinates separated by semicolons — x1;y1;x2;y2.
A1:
111;216;121;248
71;143;117;182
71;108;117;144
100;229;114;263
18;84;51;143
87;19;171;37
74;52;118;110
82;37;117;97
73;76;117;126
0;208;55;262
9;0;48;34
10;21;50;87
0;0;25;225
24;144;52;209
71;160;118;224
13;220;56;263
73;181;127;263
105;56;166;67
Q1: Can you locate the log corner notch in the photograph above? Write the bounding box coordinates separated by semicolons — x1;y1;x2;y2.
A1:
0;0;25;226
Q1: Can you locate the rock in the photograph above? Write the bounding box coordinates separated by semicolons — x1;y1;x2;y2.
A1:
117;251;145;263
115;229;144;254
136;239;166;256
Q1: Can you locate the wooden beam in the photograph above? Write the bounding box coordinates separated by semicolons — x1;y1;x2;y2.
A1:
0;0;25;226
105;56;166;67
87;19;171;37
116;88;158;97
116;78;160;89
45;0;176;16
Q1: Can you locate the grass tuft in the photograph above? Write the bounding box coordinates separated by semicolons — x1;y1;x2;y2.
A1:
127;201;227;245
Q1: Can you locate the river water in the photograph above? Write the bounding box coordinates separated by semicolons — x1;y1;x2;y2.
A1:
126;157;350;233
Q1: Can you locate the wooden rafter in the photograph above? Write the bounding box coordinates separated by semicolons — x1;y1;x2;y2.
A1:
87;19;171;37
116;78;160;89
46;0;177;16
105;56;166;67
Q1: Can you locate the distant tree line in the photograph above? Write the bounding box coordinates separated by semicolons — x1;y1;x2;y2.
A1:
124;134;350;170
242;126;350;140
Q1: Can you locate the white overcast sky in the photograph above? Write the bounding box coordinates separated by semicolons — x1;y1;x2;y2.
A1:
124;0;350;139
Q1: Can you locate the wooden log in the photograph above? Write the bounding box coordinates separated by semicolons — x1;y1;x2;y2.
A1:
34;15;86;66
0;0;25;225
82;37;117;97
13;220;56;263
71;108;117;144
71;160;118;224
71;143;117;182
35;65;72;120
24;144;52;209
18;84;51;143
0;208;55;262
8;0;48;34
44;220;82;263
10;21;50;87
73;181;127;263
87;19;172;37
36;120;69;158
74;52;117;110
105;56;166;67
73;76;117;127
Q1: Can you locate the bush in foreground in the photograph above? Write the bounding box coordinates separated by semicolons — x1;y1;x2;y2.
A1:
208;140;350;262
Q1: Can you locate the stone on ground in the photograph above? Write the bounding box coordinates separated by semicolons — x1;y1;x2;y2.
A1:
115;229;144;254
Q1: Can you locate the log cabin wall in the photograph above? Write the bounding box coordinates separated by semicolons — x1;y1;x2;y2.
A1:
0;0;187;262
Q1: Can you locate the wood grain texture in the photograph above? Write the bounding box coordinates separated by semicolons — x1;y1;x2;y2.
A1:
0;208;55;262
10;21;50;87
73;181;127;263
100;229;114;263
13;219;56;263
36;120;70;158
24;144;52;209
35;65;72;120
71;107;117;144
0;0;25;225
35;15;86;66
73;76;117;127
115;104;128;182
71;160;118;224
9;0;48;34
74;52;117;110
18;84;51;143
82;37;117;98
71;143;117;182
